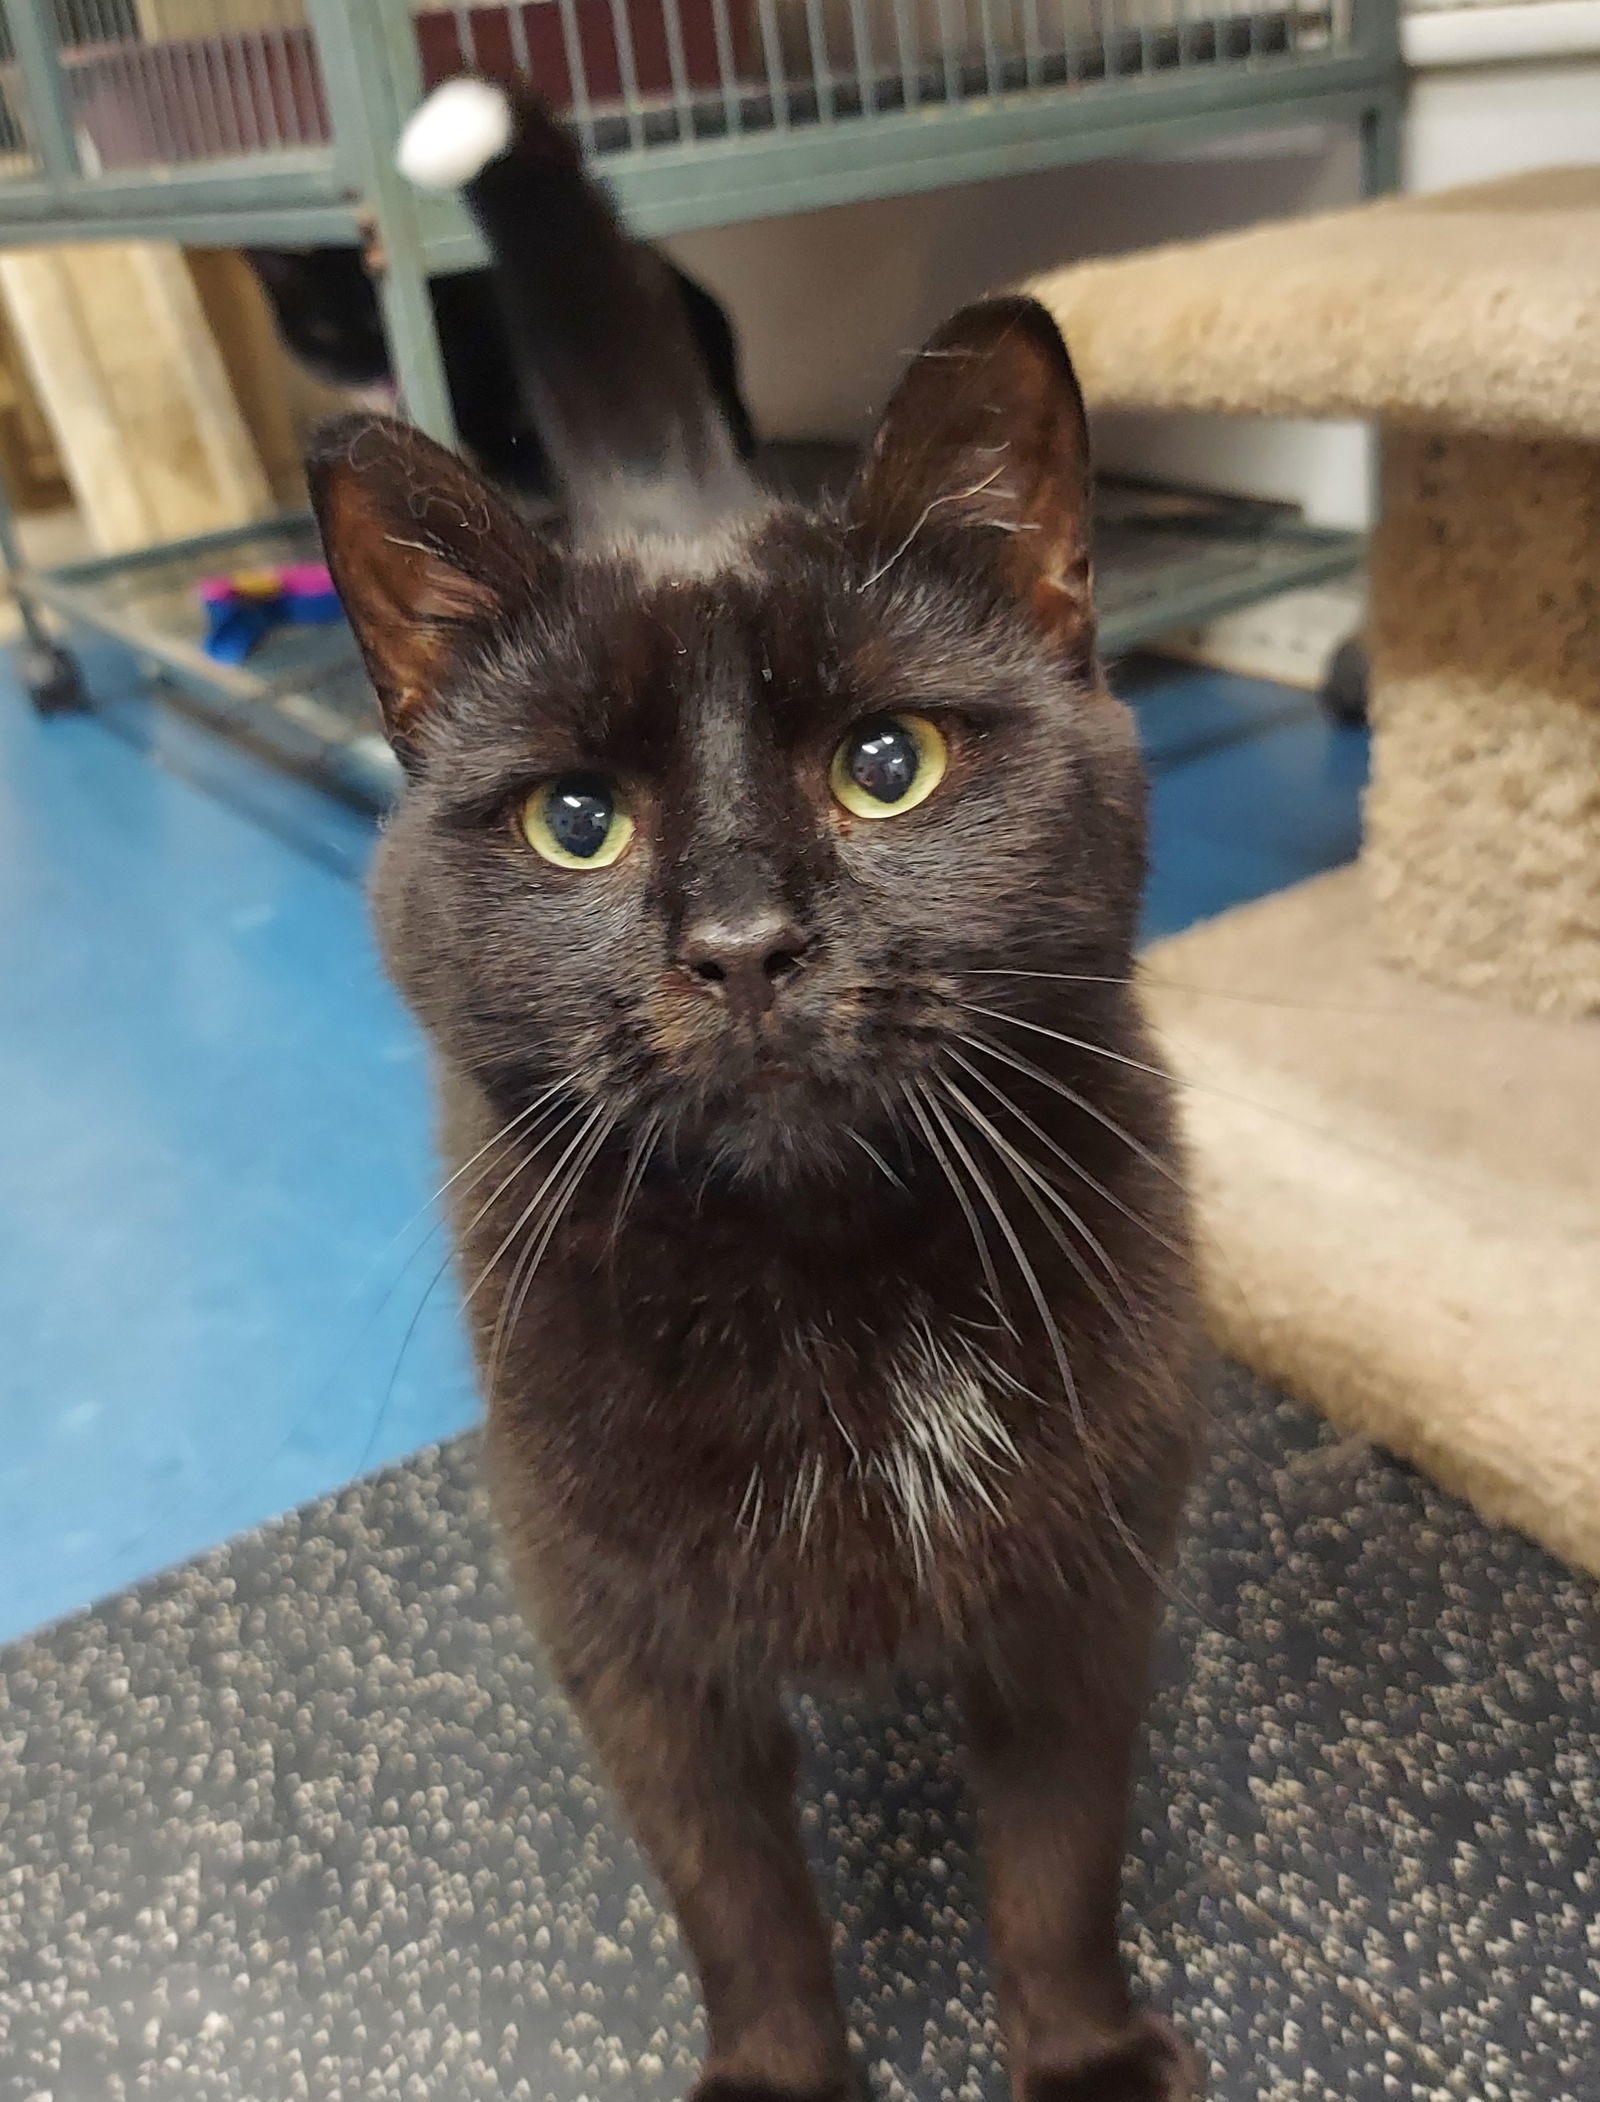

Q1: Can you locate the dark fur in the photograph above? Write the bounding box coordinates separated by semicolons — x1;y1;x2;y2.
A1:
309;87;1201;2102
451;82;755;535
248;240;753;503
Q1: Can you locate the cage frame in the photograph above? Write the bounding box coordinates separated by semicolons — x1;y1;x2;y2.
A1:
0;0;1402;803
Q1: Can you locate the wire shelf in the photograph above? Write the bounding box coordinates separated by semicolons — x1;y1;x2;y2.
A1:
0;0;1394;815
18;472;1358;811
0;0;1353;181
423;0;1350;153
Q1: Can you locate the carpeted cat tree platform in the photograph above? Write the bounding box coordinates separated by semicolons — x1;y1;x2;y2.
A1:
1027;171;1600;1573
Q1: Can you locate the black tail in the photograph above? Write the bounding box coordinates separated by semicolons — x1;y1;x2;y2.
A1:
397;76;757;538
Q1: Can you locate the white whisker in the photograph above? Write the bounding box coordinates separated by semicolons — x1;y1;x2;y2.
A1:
737;1466;765;1538
940;1074;1149;1358
905;1082;1011;1325
353;1108;579;1478
972;964;1468;1022
962;1001;1177;1088
780;1452;828;1549
341;1081;575;1368
846;1126;907;1191
924;1085;1161;1590
955;1030;1187;1193
946;1043;1188;1264
484;1106;616;1403
964;998;1502;1204
610;1109;663;1255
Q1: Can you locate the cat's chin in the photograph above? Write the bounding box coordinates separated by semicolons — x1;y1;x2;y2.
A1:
743;1064;804;1095
675;1080;894;1190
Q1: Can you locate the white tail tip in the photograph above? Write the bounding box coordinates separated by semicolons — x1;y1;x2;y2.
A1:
396;77;514;191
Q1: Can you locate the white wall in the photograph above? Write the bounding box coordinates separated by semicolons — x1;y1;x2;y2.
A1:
664;127;1359;443
1404;50;1600;191
663;33;1600;525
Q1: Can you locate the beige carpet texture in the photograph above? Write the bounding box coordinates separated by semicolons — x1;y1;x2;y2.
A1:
1367;431;1600;1016
1144;870;1600;1577
1027;168;1600;443
1035;167;1600;1555
1030;164;1600;1016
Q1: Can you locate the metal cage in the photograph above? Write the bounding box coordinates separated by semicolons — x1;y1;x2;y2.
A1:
0;0;1402;802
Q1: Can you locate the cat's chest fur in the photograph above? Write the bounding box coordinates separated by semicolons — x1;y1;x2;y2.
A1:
446;1076;1192;1679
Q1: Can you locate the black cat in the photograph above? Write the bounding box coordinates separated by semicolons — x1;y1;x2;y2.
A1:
249;213;753;504
310;76;1201;2102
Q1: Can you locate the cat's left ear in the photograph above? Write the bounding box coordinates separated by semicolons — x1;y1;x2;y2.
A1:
308;413;551;767
847;296;1094;660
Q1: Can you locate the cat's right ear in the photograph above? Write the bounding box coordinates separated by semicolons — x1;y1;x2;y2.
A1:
307;413;551;768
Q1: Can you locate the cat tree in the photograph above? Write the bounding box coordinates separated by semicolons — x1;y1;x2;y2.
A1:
1028;169;1600;1571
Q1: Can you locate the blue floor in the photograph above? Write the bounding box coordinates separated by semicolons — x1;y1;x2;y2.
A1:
0;646;1365;1643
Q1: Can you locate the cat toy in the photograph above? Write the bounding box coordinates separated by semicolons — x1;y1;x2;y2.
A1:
198;563;342;665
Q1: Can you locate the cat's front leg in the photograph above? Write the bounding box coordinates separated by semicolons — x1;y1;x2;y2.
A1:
563;1651;851;2102
962;1589;1199;2102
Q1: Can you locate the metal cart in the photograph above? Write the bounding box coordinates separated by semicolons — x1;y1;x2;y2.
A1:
0;0;1401;806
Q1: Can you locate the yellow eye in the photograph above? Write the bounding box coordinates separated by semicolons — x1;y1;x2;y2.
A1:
519;772;635;869
830;713;947;820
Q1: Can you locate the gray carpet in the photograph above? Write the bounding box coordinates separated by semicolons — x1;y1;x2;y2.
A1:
1;1370;1596;2101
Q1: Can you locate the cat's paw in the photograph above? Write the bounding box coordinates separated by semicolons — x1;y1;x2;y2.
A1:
1023;2014;1200;2102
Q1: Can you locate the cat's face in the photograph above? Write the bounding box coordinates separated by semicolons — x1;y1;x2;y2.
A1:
311;300;1146;1184
248;247;393;396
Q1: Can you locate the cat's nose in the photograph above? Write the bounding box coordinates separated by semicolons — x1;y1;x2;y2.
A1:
678;912;811;1021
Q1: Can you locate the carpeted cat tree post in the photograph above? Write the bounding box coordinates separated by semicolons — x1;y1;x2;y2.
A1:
1026;170;1600;1571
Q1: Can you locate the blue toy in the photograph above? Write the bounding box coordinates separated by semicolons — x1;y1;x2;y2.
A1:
199;562;342;665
